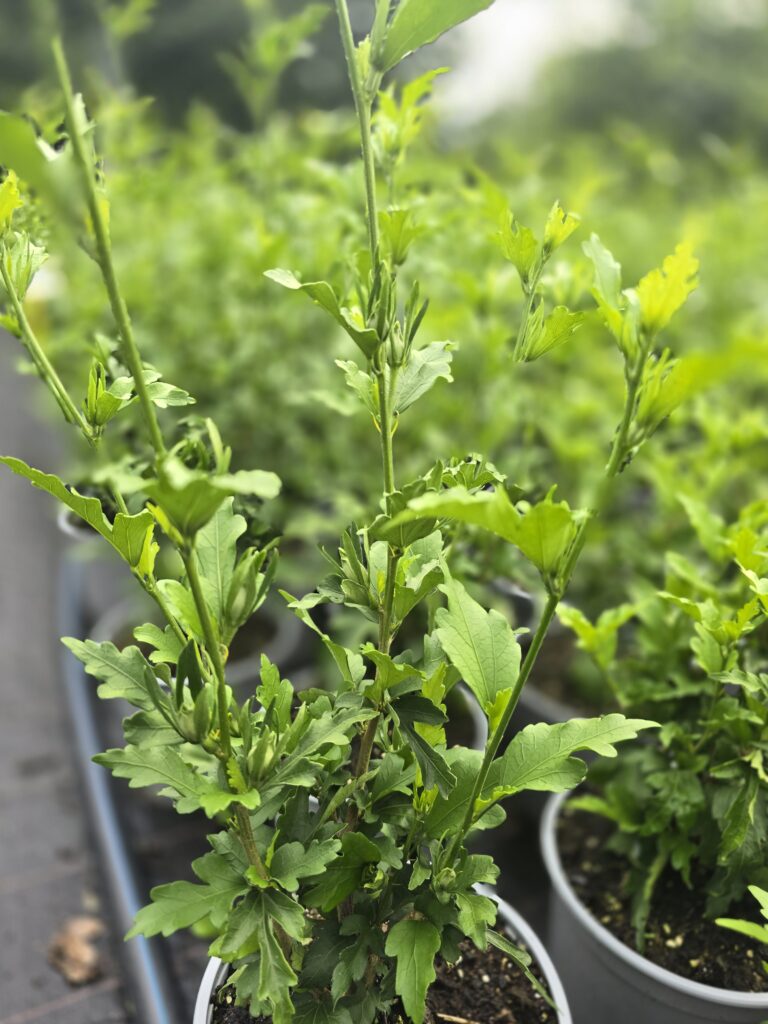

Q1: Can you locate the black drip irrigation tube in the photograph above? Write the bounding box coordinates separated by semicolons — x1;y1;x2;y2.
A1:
58;555;185;1024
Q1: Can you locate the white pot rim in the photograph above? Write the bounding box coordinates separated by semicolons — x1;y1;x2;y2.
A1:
541;791;768;1010
193;891;572;1023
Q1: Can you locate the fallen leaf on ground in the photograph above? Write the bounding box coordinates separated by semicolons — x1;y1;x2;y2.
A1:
48;915;105;985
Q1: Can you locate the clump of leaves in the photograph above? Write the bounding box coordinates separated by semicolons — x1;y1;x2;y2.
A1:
566;498;768;948
0;2;703;1021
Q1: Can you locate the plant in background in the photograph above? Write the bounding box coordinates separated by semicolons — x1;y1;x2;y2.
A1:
0;2;703;1021
564;499;768;947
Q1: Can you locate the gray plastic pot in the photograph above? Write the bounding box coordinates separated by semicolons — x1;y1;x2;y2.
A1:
541;793;768;1024
193;892;572;1023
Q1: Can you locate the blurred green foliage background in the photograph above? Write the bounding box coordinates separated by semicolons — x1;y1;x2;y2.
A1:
3;0;768;613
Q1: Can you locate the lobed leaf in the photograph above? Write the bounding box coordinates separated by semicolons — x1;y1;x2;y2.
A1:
378;0;496;73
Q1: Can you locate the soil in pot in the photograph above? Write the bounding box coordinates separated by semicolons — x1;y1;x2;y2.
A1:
212;937;556;1023
557;806;768;994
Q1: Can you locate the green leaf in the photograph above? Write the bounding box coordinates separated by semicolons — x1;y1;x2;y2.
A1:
305;833;380;912
393;342;454;414
128;850;248;937
0;456;156;569
94;744;260;817
378;0;496;73
487;930;554;1006
144;455;279;538
636;242;699;335
0;112;83;228
384;918;441;1024
715;917;768;944
484;715;657;800
557;602;636;671
110;511;156;570
62;638;156;709
434;570;519;715
543;200;580;252
582;233;625;342
582;233;622;312
498;214;539;284
336;359;377;417
520;305;584;363
269;839;342;891
455;891;496;948
0;170;22;229
719;774;759;861
424;747;484;839
1;231;48;301
157;580;204;641
265;269;380;359
294;1001;353;1024
195;498;247;624
399;724;456;796
389;485;582;584
215;890;305;1020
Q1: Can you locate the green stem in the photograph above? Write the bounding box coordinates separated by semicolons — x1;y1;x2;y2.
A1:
0;256;94;442
236;805;268;878
183;544;266;876
52;38;166;463
336;0;399;790
377;367;396;498
446;591;559;861
182;544;231;758
447;363;642;861
334;0;379;258
354;376;400;782
514;264;543;361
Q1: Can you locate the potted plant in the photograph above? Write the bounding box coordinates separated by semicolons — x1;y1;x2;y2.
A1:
541;494;768;1021
0;2;707;1021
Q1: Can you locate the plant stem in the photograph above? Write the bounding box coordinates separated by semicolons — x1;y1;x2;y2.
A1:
336;0;401;790
52;38;166;463
236;805;268;879
0;256;94;442
182;544;231;757
447;363;642;861
183;544;267;876
514;264;543;361
334;0;379;257
377;366;397;497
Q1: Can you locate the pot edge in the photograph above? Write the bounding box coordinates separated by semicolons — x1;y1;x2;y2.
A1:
540;791;768;1009
193;892;572;1024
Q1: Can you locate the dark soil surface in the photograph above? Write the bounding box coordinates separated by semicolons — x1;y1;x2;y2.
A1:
558;805;768;994
212;938;556;1023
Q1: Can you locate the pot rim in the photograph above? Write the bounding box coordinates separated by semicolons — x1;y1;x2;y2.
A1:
193;891;572;1023
57;504;98;541
541;791;768;1009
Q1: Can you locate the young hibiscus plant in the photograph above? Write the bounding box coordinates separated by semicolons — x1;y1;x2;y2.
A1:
0;2;701;1022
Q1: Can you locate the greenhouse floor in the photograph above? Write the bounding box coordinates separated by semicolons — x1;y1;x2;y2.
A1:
0;345;130;1024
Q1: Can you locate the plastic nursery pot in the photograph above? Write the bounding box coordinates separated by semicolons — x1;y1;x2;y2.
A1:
192;893;573;1024
541;793;768;1024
